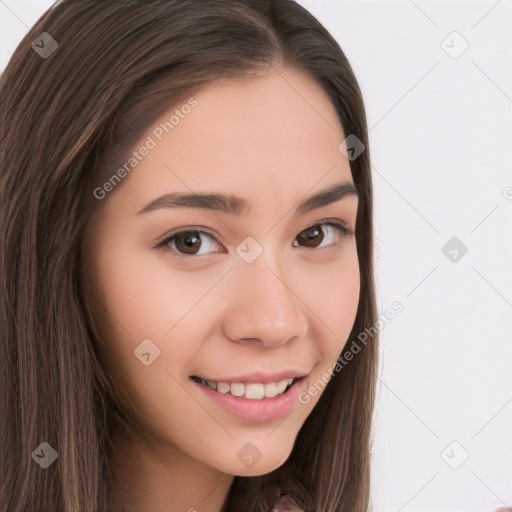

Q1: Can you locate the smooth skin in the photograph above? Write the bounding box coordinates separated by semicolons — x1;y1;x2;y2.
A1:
82;65;360;512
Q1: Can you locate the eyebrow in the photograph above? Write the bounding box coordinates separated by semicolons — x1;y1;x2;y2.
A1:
136;181;358;217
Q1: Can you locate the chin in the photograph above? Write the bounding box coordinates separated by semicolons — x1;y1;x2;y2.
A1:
234;463;284;477
228;446;293;477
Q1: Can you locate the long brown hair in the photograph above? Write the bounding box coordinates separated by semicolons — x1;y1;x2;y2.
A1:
0;1;378;510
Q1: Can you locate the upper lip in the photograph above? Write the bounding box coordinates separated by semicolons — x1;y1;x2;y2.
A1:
191;369;310;384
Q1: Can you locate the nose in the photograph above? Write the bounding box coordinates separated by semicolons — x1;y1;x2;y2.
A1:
221;252;309;348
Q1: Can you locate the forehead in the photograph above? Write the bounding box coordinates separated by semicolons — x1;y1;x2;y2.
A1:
175;66;345;166
105;66;353;215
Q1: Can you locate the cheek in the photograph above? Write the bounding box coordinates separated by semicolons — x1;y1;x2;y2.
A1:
91;243;222;373
293;250;360;410
301;245;360;356
330;259;360;346
90;246;220;428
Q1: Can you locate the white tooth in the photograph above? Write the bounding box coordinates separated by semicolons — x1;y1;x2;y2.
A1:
206;380;217;390
263;382;279;398
286;378;293;386
230;382;245;397
217;382;230;394
275;379;288;394
244;383;264;399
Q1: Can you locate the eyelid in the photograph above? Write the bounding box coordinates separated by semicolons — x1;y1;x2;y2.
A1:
153;226;221;250
298;218;353;237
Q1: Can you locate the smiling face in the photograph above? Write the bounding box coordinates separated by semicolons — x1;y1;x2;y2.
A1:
82;65;360;478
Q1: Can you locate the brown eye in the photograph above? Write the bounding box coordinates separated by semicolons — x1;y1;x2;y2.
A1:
156;229;221;259
174;230;202;255
296;224;325;248
295;221;350;249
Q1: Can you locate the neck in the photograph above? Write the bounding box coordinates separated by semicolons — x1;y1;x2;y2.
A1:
106;426;234;512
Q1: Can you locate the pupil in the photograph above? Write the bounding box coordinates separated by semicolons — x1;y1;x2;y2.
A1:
298;224;324;248
176;231;200;254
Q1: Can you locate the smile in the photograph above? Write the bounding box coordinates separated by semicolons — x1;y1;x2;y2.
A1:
190;374;307;422
191;376;294;400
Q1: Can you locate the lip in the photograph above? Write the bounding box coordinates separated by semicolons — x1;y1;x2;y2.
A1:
192;375;307;422
190;369;309;384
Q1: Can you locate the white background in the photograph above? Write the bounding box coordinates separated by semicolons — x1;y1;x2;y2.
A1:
1;1;511;511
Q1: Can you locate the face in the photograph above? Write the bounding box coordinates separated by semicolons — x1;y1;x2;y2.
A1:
82;65;360;477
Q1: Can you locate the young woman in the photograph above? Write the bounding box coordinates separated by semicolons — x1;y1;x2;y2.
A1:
0;1;378;511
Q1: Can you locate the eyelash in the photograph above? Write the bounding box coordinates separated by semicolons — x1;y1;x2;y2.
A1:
153;220;353;261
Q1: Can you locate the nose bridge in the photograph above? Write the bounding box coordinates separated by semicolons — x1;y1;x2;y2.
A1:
222;242;308;346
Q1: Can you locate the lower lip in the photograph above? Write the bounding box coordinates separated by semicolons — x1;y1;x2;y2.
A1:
192;377;305;422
